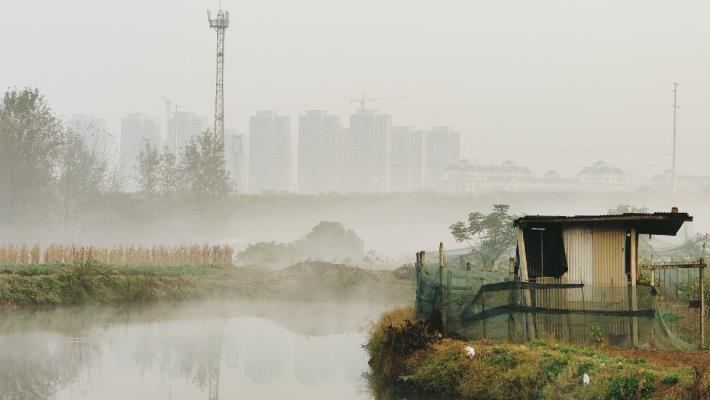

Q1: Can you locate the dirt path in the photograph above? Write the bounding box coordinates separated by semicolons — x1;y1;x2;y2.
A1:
604;347;710;370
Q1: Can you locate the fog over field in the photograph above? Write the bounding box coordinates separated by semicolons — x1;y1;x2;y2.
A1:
2;1;710;399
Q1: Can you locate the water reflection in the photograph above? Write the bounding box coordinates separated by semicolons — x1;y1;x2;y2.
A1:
0;300;402;400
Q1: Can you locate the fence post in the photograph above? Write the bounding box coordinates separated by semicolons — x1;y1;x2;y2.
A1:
481;276;486;338
701;264;705;350
650;254;655;287
415;251;422;317
447;270;453;332
439;242;447;333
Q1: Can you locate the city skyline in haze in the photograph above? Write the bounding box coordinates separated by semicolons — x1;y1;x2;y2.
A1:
3;0;710;179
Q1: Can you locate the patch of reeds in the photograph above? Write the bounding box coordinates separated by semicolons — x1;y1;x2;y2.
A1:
0;244;234;266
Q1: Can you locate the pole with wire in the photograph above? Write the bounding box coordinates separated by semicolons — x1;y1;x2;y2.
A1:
672;82;680;197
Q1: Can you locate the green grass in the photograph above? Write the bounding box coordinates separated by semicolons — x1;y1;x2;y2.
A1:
368;308;703;400
0;262;197;305
0;262;414;306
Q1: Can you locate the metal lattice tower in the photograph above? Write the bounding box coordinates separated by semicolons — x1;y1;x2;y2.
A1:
207;7;230;147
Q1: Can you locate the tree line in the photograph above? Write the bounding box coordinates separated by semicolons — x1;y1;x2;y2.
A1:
0;88;233;235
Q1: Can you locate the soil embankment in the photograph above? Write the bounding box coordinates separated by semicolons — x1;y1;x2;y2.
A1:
367;307;710;400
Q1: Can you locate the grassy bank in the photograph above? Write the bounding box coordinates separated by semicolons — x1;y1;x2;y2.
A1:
367;307;709;400
0;261;413;306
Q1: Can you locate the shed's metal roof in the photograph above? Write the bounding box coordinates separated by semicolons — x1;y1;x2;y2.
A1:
514;212;692;236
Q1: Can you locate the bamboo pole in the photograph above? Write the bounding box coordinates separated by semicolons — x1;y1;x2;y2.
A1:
439;242;447;332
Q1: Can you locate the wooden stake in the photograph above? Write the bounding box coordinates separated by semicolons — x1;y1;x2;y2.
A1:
701;265;705;350
439;242;447;332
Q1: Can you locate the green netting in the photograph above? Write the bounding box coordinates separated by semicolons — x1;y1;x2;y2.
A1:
415;260;701;350
652;266;706;347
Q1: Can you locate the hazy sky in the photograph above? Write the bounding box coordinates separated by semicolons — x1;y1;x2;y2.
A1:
2;0;710;178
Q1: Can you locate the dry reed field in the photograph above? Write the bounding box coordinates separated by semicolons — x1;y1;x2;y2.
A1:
0;244;234;266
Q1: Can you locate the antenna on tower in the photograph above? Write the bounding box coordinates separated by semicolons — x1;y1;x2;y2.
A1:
208;5;230;148
671;82;679;196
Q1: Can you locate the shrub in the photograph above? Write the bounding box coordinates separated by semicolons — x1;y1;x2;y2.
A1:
540;352;569;377
589;324;604;347
366;307;435;381
606;371;656;400
488;345;519;368
661;373;679;385
500;362;546;400
406;345;463;394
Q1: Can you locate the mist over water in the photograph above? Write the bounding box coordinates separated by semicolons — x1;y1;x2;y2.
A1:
0;300;405;400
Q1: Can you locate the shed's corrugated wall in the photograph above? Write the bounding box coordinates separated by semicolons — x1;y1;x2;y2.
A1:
562;226;593;285
592;227;626;288
523;224;627;288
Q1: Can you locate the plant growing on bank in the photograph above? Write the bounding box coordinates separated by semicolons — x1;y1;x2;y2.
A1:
450;204;517;270
366;308;710;400
365;307;435;381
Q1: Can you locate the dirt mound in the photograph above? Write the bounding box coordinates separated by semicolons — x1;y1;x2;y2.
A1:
279;261;380;285
282;261;356;274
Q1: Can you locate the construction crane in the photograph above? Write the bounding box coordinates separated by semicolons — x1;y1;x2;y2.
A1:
349;92;406;111
161;97;181;151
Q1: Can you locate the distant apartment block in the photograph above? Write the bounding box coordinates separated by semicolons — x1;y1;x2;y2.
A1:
445;160;633;193
445;160;534;192
167;112;207;155
342;109;392;193
390;126;425;192
297;110;342;194
66;114;112;155
577;161;631;192
120;113;160;189
536;170;580;192
249;111;291;193
225;129;248;193
424;127;461;190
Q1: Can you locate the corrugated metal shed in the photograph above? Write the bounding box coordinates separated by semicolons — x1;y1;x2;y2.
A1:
517;210;692;287
562;226;592;285
592;227;626;288
515;212;692;236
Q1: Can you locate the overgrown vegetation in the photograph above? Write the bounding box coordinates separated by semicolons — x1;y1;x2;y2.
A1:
368;307;707;400
365;306;436;381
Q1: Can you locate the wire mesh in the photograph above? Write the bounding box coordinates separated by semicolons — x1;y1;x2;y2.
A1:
415;260;702;350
